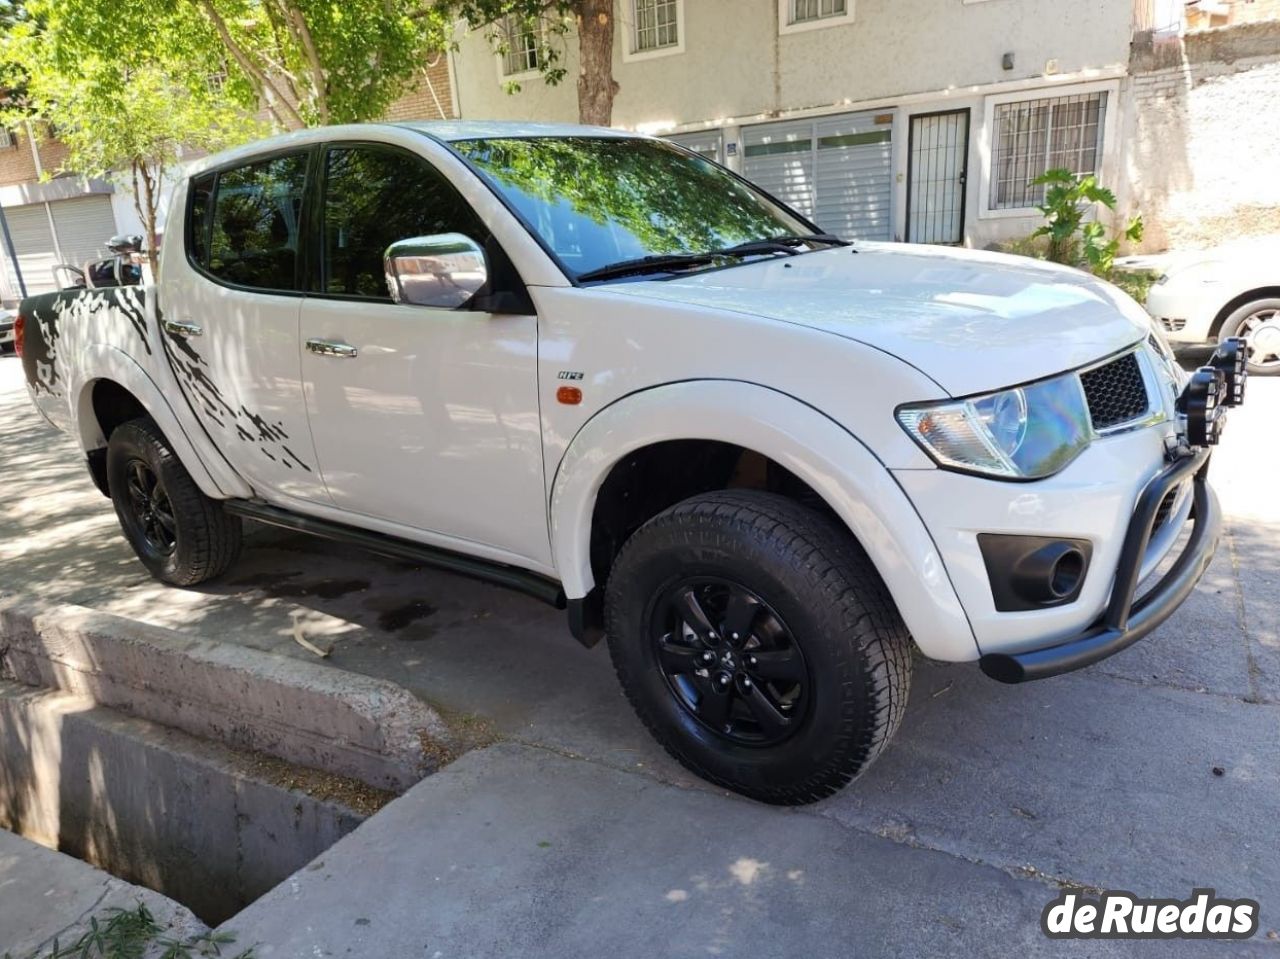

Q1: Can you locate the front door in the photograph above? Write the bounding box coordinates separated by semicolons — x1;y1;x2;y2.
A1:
299;142;549;566
906;109;970;245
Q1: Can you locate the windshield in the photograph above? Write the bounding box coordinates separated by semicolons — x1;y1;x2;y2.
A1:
450;136;817;280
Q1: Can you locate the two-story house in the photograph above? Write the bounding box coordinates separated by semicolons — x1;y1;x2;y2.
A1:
451;0;1280;252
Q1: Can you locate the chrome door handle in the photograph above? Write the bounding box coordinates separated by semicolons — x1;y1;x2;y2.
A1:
162;319;203;338
306;338;358;359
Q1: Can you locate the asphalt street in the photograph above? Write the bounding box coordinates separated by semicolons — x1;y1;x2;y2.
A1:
0;352;1276;952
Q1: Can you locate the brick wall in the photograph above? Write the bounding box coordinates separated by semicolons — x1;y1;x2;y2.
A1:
1123;19;1280;249
0;125;75;188
0;127;39;187
383;56;456;121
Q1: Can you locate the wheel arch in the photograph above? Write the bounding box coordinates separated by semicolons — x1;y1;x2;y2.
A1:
69;345;251;500
1210;286;1280;338
549;380;978;662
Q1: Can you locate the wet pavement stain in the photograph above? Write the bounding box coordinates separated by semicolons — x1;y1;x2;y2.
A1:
230;573;371;601
376;600;438;633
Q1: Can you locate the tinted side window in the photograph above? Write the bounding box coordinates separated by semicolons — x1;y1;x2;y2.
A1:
322;146;489;299
206;152;308;291
188;172;215;267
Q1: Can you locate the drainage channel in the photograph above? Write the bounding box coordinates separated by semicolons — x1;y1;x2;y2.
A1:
0;600;459;927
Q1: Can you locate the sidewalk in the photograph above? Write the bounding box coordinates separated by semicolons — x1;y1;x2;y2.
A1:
0;829;205;957
218;744;1272;958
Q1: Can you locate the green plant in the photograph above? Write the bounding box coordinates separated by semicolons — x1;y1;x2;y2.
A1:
5;902;254;959
1031;168;1144;278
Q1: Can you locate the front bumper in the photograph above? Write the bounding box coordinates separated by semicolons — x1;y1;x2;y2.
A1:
978;448;1219;683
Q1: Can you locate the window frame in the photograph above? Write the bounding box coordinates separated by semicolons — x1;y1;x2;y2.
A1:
977;80;1120;220
495;14;543;82
623;0;686;63
778;0;855;35
184;145;314;298
307;139;492;306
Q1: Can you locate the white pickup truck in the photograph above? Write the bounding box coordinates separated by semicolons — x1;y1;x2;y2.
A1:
17;122;1247;804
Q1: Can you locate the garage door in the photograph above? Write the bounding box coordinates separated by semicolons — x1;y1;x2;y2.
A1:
50;196;117;272
6;203;59;296
743;111;894;241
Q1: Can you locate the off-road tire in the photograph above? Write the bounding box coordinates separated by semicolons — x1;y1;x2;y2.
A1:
605;490;912;805
106;416;242;586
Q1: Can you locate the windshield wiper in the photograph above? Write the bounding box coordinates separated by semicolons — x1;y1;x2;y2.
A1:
714;233;849;257
577;253;718;283
577;234;849;284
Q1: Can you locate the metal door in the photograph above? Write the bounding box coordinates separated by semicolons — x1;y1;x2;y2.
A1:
906;109;969;245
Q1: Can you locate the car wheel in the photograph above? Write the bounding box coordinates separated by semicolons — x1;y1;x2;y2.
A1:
605;490;912;805
106;416;242;586
1220;297;1280;376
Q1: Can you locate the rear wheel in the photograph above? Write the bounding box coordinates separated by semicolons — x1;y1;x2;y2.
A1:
605;491;912;805
1220;297;1280;375
106;417;242;586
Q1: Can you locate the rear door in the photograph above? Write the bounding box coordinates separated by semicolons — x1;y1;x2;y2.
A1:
164;150;329;504
298;142;548;565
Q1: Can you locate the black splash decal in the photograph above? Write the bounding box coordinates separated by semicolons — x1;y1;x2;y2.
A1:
22;286;154;399
157;305;314;474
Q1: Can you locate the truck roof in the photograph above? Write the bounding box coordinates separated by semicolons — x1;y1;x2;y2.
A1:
182;121;646;177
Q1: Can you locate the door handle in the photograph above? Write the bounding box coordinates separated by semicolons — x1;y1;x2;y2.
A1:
306;338;359;359
162;319;203;338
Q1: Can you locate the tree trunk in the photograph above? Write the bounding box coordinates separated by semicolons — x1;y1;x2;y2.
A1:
132;159;161;278
575;0;618;126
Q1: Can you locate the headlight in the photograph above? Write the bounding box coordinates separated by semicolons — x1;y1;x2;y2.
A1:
897;373;1093;480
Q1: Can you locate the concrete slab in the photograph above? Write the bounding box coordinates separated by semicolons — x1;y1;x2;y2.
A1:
220;744;1272;958
0;600;455;792
0;827;207;958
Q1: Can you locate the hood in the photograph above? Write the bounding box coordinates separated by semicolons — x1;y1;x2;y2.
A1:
602;243;1150;397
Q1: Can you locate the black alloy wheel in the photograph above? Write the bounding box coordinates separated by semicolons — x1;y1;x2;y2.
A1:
650;578;808;747
123;457;178;557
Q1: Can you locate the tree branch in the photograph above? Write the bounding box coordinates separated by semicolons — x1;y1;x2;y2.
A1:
279;0;328;123
192;0;306;129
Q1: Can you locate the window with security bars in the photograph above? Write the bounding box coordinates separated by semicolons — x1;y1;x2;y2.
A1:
990;92;1107;210
501;16;539;75
0;128;13;149
791;0;847;23
634;0;679;51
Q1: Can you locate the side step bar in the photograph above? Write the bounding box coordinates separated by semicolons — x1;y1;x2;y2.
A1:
223;500;567;609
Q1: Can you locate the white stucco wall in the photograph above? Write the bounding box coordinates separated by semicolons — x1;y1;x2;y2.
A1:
451;0;1133;247
453;0;1133;130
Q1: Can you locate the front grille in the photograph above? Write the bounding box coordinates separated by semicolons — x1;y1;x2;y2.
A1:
1080;352;1150;430
1159;317;1187;332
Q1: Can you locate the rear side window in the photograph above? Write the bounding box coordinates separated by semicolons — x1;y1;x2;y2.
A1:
200;152;309;291
321;145;488;299
188;172;215;266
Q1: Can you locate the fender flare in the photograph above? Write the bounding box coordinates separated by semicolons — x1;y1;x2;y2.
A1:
548;380;979;662
68;344;253;500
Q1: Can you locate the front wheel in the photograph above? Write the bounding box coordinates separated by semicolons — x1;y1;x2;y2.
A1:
605;491;912;805
1220;297;1280;375
106;416;242;586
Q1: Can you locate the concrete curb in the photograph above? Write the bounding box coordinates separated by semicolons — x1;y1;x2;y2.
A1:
0;600;455;792
0;680;371;925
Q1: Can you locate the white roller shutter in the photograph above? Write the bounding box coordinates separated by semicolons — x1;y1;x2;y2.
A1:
741;119;815;220
743;111;893;241
667;130;724;165
50;196;117;272
5;203;59;296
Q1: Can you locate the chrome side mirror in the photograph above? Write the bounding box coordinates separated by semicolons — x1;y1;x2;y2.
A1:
383;234;488;309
